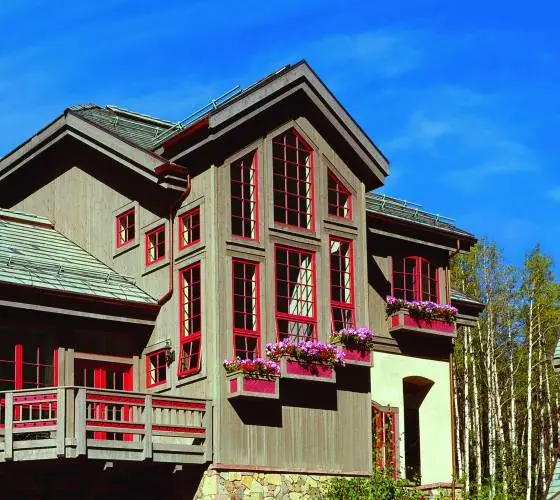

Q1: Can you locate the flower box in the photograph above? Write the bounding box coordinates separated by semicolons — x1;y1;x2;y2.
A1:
341;348;372;367
227;372;279;400
389;310;456;336
280;358;336;383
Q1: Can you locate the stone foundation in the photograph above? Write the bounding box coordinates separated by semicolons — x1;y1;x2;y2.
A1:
193;469;335;499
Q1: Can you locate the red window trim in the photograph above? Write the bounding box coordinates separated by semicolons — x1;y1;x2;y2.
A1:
327;170;353;220
231;150;259;241
329;237;356;332
232;259;261;359
178;207;201;250
272;128;315;232
145;224;166;266
372;402;399;479
146;349;167;388
392;256;439;303
115;208;136;248
0;345;58;390
178;262;202;377
274;244;317;342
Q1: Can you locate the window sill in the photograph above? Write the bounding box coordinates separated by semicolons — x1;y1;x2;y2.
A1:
176;371;207;388
113;240;139;258
142;258;169;277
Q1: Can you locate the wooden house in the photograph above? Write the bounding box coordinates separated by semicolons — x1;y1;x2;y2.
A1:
0;61;481;498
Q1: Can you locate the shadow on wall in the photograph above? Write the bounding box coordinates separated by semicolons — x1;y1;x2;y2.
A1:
403;376;434;484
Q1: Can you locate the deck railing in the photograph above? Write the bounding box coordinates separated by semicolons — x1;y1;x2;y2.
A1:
0;387;212;464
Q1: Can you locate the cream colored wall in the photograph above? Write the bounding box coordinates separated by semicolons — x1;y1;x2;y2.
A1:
371;351;452;484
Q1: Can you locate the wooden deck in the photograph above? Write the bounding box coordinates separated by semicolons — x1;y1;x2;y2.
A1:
0;387;212;464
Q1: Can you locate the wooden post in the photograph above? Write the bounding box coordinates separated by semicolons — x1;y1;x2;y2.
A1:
4;392;13;461
56;388;66;457
203;400;213;462
144;394;153;460
75;388;86;456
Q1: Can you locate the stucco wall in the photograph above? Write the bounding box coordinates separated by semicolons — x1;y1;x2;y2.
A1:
371;351;452;484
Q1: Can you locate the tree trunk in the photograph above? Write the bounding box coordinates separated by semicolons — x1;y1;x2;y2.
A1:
464;326;471;496
526;295;534;500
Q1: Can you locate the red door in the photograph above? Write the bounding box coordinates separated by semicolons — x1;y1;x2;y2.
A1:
74;359;133;440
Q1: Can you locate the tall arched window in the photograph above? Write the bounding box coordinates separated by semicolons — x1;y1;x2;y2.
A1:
392;256;438;302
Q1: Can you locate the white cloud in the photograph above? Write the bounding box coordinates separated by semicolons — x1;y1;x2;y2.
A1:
546;186;560;202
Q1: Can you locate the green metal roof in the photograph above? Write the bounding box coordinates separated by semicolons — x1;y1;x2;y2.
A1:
69;104;176;150
548;457;560;498
450;289;484;307
0;208;156;305
366;192;475;240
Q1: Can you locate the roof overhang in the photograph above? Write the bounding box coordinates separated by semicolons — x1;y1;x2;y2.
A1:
367;212;476;253
0;111;189;199
160;61;389;189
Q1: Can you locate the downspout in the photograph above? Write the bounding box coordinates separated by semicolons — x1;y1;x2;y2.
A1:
156;165;191;306
450;346;457;500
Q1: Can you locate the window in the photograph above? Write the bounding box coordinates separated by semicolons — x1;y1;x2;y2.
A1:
275;245;316;341
0;344;57;391
146;225;166;265
272;128;314;230
330;237;355;332
231;151;258;239
232;259;260;359
392;256;438;302
327;171;352;219
116;208;135;248
372;403;398;479
146;349;167;388
178;262;202;377
179;208;201;250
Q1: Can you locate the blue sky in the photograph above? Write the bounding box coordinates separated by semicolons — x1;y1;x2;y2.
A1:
1;1;558;273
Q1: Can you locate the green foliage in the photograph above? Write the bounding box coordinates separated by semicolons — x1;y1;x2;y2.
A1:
323;470;423;500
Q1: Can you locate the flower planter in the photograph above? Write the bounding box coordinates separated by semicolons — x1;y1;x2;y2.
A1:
341;347;372;367
280;358;336;383
389;310;456;337
226;372;279;400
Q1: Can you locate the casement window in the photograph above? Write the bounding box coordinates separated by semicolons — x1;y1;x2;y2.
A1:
145;225;166;265
116;208;135;248
179;207;201;250
372;403;398;478
232;259;260;359
392;256;438;303
330;237;355;332
275;245;316;341
231;151;258;239
327;170;352;219
146;349;167;388
178;262;202;377
0;344;57;391
272;128;314;230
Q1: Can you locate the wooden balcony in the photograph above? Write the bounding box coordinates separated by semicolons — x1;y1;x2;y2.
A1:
0;387;212;465
389;310;457;337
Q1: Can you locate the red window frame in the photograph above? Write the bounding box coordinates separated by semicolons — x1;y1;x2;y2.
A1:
231;150;258;240
145;225;166;266
0;345;58;391
146;349;167;388
179;207;201;250
372;402;398;478
178;262;202;377
392;256;439;303
330;237;355;332
232;259;260;359
275;245;317;342
327;170;352;219
115;208;136;248
272;128;315;231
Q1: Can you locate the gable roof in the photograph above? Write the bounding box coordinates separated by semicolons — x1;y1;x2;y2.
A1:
366;192;475;241
0;208;156;305
450;289;484;308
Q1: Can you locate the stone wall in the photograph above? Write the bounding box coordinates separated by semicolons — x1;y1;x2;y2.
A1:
193;469;336;499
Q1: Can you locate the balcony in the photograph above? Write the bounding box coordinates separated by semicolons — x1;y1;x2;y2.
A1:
0;387;212;465
389;309;457;337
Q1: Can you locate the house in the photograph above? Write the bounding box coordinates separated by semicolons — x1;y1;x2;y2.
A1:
547;342;560;499
0;61;481;498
